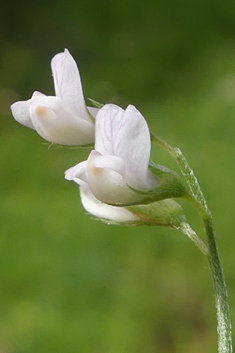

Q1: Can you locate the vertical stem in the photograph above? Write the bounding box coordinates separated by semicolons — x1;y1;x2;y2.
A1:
151;132;233;352
203;214;233;353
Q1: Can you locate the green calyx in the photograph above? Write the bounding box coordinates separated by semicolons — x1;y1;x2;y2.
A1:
95;198;185;228
99;163;188;228
119;163;188;207
148;162;187;199
126;198;185;228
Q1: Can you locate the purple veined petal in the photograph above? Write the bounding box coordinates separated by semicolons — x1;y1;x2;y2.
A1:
30;103;94;145
11;101;34;129
86;150;142;204
95;104;124;155
51;49;91;122
80;184;139;222
65;160;88;183
95;104;151;186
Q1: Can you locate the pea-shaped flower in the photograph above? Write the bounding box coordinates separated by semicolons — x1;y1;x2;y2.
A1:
65;103;158;204
11;49;97;145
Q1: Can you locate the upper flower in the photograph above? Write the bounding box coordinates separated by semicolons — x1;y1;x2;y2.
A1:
11;49;97;145
65;103;158;206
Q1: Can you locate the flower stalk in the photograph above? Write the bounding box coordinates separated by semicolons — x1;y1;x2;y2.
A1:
176;221;209;256
151;132;233;353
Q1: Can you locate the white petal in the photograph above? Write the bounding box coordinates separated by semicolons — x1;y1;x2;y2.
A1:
51;49;91;121
86;150;142;204
95;104;123;155
95;104;151;187
11;101;34;129
80;184;139;222
10;91;47;129
28;94;75;117
31;91;47;100
65;160;88;183
29;97;94;145
90;150;126;176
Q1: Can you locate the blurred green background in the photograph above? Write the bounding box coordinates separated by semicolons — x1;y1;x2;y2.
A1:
1;0;235;352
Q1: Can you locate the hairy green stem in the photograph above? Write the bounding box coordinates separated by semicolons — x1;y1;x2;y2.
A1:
203;214;233;353
177;221;209;256
151;132;233;353
151;132;208;211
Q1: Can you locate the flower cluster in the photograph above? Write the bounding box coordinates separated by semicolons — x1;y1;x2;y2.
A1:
11;49;233;353
11;49;185;226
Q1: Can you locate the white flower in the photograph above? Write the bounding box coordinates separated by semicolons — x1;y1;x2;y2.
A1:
65;104;158;222
11;49;97;145
79;183;140;223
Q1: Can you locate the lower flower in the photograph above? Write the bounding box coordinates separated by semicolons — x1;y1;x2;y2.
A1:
78;182;185;228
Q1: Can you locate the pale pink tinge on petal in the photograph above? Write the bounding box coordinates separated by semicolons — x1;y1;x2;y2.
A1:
27;95;75;120
86;150;142;205
28;95;95;145
30;105;94;145
88;150;126;177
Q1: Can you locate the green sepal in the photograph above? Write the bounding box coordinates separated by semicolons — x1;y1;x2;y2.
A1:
87;98;104;108
146;162;187;199
127;198;185;227
45;142;94;149
93;198;185;228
